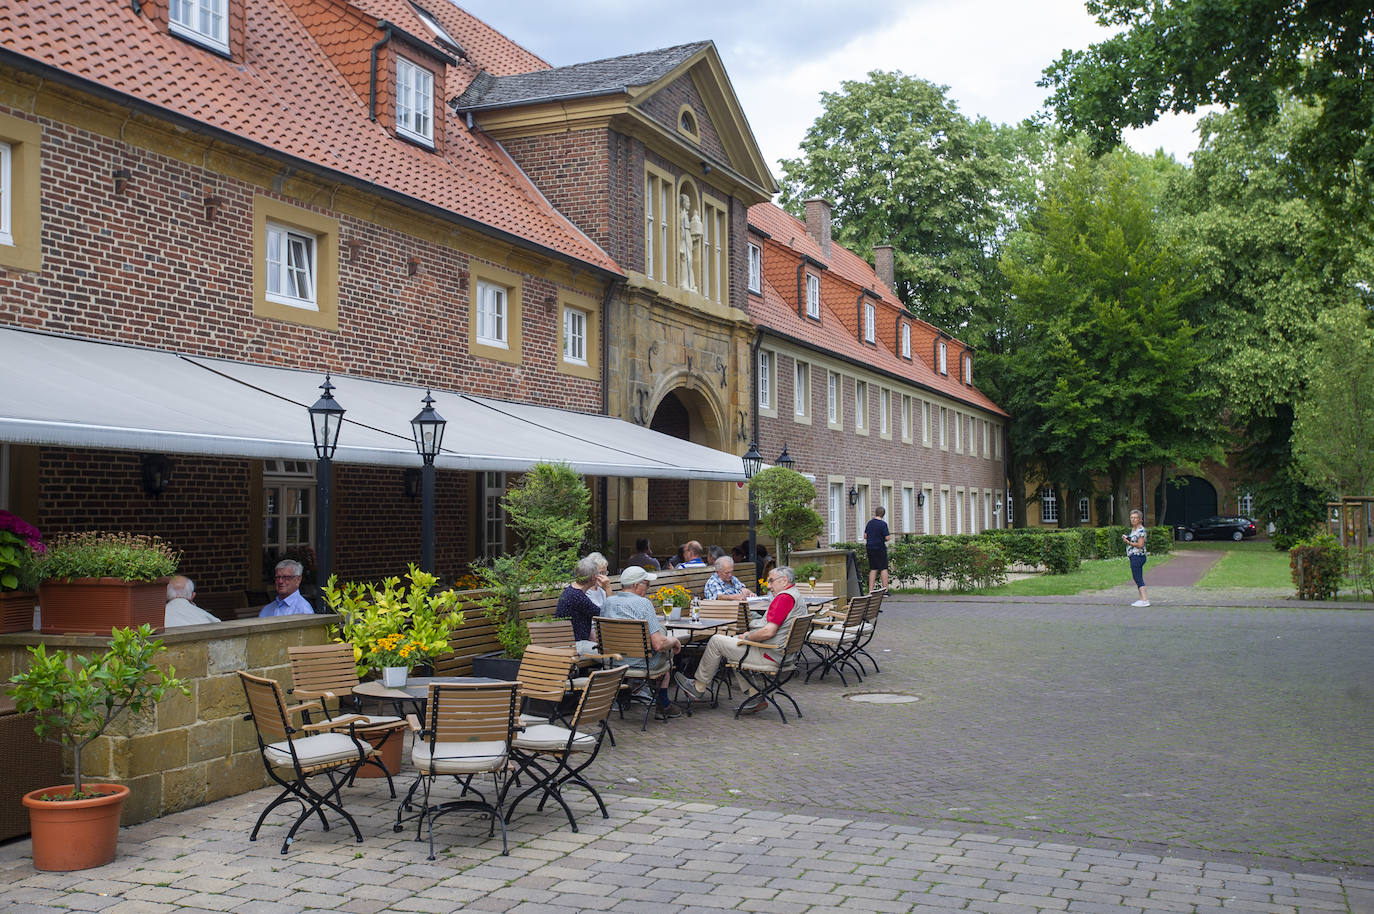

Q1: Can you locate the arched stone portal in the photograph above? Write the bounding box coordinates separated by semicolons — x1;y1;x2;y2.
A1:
1155;475;1218;526
645;383;729;521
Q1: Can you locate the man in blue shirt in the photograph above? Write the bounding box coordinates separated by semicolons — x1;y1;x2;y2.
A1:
703;556;753;602
678;540;707;567
864;506;891;593
259;559;315;617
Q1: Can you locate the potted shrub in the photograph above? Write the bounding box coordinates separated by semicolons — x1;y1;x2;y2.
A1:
323;564;465;682
32;532;180;634
470;463;589;677
8;624;187;871
0;511;44;633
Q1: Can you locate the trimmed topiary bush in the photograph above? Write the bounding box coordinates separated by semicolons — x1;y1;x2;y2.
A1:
1290;534;1344;600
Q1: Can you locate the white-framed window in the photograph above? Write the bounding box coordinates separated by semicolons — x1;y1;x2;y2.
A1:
901;395;911;441
855;484;869;531
964;356;973;385
1079;496;1091;524
0;142;11;247
645;167;672;284
923;486;933;534
1040;486;1058;524
1239;492;1254;515
395;57;434;146
748;242;761;294
169;0;228;52
939;340;948;375
794;361;810;417
855;380;868;431
483;472;507;560
758;350;773;410
902;485;915;534
953;410;962;452
984;492;993;531
562;306;587;365
938;488;949;534
968;416;976;456
921;400;930;446
881;485;892;518
954;488;964;534
829;482;845;544
475;280;508;347
880;388;890;435
806;273;821;319
412;4;460;50
262;459;315;580
864;302;876;342
901;322;911;359
939;406;947;448
827;371;840;425
701;196;728;304
983;421;989;458
265;221;317;310
969;490;977;533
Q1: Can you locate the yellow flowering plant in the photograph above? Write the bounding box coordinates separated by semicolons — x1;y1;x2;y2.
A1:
323;564;465;675
654;584;691;610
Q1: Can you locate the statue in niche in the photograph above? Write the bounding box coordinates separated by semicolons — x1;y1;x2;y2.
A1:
678;194;702;293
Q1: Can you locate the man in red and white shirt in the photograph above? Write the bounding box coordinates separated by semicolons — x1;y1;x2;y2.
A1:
675;566;806;712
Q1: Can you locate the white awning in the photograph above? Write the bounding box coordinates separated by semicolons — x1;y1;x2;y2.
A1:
0;328;746;481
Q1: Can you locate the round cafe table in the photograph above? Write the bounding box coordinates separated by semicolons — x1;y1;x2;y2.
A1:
353;675;503;719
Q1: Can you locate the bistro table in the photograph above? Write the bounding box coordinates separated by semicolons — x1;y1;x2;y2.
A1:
663;615;735;646
353;675;503;719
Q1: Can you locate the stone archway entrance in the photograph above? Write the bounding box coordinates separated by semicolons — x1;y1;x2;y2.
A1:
1156;475;1218;526
648;392;690;521
645;385;729;521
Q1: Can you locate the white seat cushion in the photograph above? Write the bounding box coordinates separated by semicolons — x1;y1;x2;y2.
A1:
512;723;596;753
412;740;507;774
570;676;590;689
265;732;366;769
808;627;859;645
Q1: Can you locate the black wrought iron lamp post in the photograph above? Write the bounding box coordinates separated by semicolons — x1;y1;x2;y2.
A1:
308;375;345;587
410;389;446;575
742;441;763;578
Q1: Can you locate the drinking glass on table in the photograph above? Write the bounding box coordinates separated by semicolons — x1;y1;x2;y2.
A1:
808;575;817;591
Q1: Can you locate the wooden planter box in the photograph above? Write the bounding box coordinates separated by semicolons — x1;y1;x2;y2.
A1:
37;578;167;634
0;590;37;633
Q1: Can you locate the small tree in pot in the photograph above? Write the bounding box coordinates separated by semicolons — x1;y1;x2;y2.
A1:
8;624;188;870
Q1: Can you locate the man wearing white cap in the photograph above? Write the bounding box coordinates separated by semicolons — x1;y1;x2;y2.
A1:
600;565;684;718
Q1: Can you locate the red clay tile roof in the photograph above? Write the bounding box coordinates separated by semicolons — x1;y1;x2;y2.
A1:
0;0;618;275
748;202;1005;416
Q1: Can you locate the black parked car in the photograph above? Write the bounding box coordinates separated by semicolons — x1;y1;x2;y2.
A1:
1181;515;1258;542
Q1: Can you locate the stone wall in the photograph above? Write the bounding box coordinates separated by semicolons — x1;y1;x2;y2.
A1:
0;615;333;825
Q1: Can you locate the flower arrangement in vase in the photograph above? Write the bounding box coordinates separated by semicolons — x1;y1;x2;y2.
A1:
323;564;465;682
653;583;691;615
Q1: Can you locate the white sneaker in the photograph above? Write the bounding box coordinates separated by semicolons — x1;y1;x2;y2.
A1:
1131;599;1150;607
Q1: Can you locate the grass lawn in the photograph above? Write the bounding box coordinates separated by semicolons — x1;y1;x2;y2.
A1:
1188;540;1294;589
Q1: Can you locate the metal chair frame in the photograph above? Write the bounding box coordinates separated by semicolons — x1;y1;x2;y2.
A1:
727;613;814;723
594;615;669;731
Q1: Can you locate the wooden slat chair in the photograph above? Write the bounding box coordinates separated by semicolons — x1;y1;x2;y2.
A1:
696;599;746;634
504;665;628;832
593;616;669;732
287;643;408;797
526;619;578;650
725;613;814;723
852;588;885;675
513;645;580;727
805;595;870;686
396;681;520;859
237;671;373;854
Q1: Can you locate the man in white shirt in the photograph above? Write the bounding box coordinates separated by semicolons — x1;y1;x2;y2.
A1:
164;575;220;627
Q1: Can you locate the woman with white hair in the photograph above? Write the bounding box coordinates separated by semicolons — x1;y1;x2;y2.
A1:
556;554;609;646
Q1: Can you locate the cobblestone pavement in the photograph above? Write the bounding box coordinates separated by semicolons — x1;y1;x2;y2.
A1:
1;594;1371;913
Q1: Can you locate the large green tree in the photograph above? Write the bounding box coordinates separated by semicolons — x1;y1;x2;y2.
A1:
1292;302;1374;496
777;71;1013;333
998;143;1219;522
1041;0;1373;223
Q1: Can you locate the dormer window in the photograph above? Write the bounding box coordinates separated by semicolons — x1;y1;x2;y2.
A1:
963;355;972;384
864;302;876;343
170;0;229;54
938;340;948;375
748;242;761;294
806;273;820;319
411;3;462;52
396;57;435;146
900;323;911;359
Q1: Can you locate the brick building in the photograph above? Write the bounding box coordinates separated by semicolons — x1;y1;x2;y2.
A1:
746;200;1008;545
0;0;743;606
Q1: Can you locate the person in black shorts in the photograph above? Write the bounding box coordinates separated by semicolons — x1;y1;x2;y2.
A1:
864;506;891;592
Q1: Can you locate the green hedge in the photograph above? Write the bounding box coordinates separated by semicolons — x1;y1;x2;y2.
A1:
889;536;1008;591
976;529;1081;573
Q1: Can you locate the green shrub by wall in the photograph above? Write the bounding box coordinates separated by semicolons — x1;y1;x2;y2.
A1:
889;536;1008;591
1290;534;1344;600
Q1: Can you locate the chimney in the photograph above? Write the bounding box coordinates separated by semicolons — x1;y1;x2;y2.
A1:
803;198;832;258
873;244;895;289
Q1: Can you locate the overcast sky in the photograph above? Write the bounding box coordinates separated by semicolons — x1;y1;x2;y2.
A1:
455;0;1203;181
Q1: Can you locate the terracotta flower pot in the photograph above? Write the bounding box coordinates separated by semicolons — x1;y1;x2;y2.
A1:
23;783;129;871
0;589;36;633
37;578;167;634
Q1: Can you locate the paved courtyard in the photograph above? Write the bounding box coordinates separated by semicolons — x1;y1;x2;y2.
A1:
2;592;1371;913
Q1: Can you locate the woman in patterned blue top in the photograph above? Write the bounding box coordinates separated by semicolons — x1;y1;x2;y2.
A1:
1124;509;1150;607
